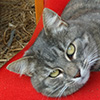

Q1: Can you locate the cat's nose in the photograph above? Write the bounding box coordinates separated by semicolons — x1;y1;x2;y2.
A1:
74;69;81;78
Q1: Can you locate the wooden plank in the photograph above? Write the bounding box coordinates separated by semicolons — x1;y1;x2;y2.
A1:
35;0;44;24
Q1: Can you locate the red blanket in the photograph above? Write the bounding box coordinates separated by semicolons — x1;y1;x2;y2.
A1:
0;0;100;100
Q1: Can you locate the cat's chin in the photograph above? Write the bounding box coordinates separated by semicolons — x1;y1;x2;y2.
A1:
61;84;84;97
41;84;84;98
31;77;85;98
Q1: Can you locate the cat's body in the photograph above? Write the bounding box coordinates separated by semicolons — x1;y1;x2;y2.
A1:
7;0;100;97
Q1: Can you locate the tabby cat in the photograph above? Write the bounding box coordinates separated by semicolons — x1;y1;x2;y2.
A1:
7;0;100;97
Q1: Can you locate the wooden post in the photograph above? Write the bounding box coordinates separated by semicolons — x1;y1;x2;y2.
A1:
35;0;44;24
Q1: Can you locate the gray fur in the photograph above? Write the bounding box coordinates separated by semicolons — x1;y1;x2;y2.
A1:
7;0;100;97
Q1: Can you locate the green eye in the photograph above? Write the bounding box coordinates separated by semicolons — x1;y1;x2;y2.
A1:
67;43;75;59
49;69;60;78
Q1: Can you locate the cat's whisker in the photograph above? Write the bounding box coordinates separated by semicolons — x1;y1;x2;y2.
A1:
89;57;100;66
83;58;90;69
90;54;98;60
84;46;100;68
87;56;98;67
87;52;98;61
85;49;98;62
89;47;100;58
57;81;74;98
57;85;68;98
48;84;64;97
84;42;100;61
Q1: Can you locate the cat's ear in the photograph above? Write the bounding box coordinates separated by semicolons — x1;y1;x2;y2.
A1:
43;8;68;36
7;56;35;77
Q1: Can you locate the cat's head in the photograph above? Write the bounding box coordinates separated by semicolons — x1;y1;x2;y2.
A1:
7;8;98;97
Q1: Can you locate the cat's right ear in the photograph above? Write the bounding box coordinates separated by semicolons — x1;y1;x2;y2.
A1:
7;56;35;77
43;8;68;36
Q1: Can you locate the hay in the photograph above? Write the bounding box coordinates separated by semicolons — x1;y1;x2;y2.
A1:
0;0;36;68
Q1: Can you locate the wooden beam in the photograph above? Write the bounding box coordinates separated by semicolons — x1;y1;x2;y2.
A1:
35;0;44;24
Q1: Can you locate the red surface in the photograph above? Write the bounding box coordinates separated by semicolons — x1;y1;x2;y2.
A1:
0;0;100;100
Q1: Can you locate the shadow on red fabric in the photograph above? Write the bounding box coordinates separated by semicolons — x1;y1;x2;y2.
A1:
0;0;100;100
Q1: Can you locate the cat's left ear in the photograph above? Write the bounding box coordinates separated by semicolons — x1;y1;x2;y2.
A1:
7;56;35;77
43;8;68;36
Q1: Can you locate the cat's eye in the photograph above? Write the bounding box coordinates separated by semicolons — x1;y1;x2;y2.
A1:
66;43;75;59
49;69;61;78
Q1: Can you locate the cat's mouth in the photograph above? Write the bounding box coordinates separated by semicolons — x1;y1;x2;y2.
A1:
72;67;90;85
74;69;81;78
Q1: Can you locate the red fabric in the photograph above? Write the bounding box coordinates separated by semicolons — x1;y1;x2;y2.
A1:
0;0;100;100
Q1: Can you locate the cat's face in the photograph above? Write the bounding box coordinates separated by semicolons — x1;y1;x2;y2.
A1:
7;8;98;97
